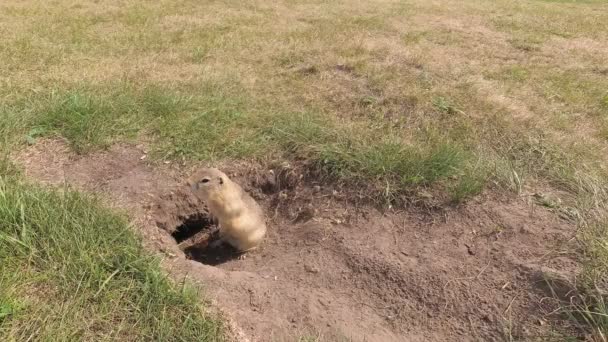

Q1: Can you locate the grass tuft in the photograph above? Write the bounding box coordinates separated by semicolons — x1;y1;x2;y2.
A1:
0;175;223;341
266;112;474;202
30;85;190;153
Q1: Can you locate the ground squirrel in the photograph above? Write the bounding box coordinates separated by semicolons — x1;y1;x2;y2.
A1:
188;168;266;252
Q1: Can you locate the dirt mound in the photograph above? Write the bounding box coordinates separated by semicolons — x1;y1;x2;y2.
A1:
16;140;582;341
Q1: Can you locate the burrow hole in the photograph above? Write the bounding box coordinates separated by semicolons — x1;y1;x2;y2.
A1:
171;213;239;266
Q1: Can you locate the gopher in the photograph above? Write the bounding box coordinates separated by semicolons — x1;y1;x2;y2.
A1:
188;167;266;252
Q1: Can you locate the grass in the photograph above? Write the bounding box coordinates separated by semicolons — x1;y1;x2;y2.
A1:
0;163;224;341
2;82;477;202
1;0;608;339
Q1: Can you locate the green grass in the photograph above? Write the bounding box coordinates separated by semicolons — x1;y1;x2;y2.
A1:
0;167;224;341
15;85;193;153
561;218;608;340
1;82;479;203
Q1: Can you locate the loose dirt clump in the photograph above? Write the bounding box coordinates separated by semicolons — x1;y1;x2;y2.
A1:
16;140;583;342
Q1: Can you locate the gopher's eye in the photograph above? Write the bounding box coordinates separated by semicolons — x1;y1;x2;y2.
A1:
200;178;210;184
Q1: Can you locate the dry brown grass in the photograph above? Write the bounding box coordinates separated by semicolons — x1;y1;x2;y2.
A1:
0;0;606;202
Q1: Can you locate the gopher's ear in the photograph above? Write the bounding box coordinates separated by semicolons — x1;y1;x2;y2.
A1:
218;176;224;185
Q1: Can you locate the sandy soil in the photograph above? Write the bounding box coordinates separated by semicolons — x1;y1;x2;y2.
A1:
16;140;582;342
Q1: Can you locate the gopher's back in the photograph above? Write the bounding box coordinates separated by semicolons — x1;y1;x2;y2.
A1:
219;181;267;251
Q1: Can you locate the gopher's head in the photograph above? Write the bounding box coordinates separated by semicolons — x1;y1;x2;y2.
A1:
188;167;228;201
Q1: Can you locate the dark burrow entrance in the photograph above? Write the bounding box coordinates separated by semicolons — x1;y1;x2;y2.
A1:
171;213;239;266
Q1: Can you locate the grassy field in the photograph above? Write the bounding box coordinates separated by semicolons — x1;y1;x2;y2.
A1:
1;0;608;339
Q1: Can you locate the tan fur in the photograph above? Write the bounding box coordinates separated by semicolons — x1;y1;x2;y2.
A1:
188;168;266;252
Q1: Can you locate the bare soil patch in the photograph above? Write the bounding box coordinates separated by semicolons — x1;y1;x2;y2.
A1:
16;140;582;341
